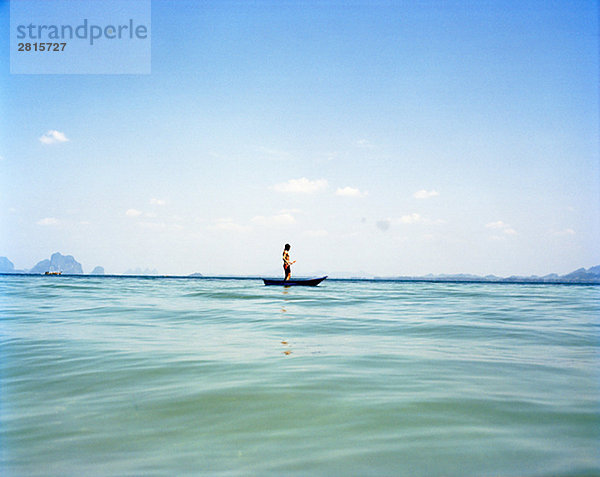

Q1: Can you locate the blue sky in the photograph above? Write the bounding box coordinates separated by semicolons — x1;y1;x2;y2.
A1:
1;0;598;276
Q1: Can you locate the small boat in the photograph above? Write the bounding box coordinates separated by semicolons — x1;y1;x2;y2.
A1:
262;276;327;286
45;271;62;275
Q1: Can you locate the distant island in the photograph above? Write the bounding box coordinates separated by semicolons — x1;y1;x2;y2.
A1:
29;252;84;275
0;252;100;276
0;252;598;284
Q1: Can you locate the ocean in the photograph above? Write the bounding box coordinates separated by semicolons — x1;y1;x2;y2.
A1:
1;275;598;476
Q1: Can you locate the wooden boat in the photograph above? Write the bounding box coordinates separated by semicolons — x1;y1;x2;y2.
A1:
262;276;327;286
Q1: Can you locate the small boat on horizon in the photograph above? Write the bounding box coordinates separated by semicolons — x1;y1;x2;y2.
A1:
44;271;62;276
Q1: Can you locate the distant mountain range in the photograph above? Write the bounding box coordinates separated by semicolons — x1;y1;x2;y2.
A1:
0;252;599;283
123;267;158;276
375;265;600;284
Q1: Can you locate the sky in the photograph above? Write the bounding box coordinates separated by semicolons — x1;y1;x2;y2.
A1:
1;0;599;277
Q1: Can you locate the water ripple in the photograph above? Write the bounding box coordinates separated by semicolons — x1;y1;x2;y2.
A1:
1;276;598;476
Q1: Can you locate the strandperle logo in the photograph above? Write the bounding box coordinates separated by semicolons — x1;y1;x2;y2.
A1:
16;19;149;46
10;0;151;75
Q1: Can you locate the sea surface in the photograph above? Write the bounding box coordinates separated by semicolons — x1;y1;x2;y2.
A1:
1;275;598;476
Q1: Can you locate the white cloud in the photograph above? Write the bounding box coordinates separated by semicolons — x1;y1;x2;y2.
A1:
150;198;166;206
272;178;328;194
252;213;295;226
336;186;368;198
39;130;69;145
126;209;143;217
486;221;517;235
37;217;59;226
554;228;576;236
400;213;423;224
413;189;439;199
393;213;444;226
486;221;508;229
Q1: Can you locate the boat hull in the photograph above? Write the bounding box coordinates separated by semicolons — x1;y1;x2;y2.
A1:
262;276;327;286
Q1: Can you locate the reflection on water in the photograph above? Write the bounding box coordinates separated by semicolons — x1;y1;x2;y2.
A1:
280;289;292;355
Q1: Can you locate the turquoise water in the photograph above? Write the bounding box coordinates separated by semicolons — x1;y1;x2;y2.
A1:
1;275;598;476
